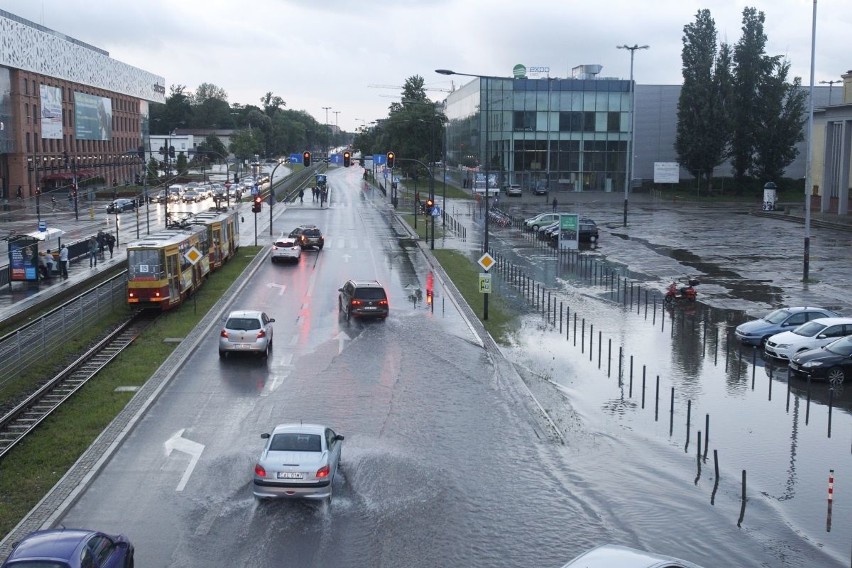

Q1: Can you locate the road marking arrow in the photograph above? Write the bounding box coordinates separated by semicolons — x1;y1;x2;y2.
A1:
164;428;205;492
342;254;351;263
266;283;287;295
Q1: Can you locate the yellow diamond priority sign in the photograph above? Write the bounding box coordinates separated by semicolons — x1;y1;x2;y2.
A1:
478;252;495;271
184;246;203;265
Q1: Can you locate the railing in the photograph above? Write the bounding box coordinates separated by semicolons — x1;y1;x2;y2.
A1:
0;272;128;389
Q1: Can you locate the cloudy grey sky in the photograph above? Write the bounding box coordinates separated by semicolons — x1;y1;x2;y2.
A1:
4;0;848;131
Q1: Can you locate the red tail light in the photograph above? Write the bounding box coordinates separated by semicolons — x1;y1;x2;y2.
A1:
378;299;388;306
316;465;330;478
220;329;229;338
256;329;266;338
254;464;266;477
351;300;362;307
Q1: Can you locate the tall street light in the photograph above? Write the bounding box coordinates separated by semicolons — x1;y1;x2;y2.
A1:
322;106;332;165
436;68;507;320
818;79;839;106
617;43;649;228
803;0;818;282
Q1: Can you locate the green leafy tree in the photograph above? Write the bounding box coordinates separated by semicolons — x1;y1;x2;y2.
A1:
381;76;446;176
175;151;188;175
261;92;286;117
750;58;807;181
730;7;770;183
146;157;160;182
229;129;262;161
150;85;193;134
675;10;732;189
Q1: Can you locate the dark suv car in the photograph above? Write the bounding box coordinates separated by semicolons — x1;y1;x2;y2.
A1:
338;280;389;321
289;224;324;250
579;218;599;242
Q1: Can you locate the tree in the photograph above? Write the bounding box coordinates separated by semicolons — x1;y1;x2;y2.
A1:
201;134;228;159
175;151;188;176
381;76;446;176
676;9;729;189
730;7;770;183
150;84;193;134
260;92;286;117
146;157;160;182
193;83;228;105
229;129;262;161
750;59;807;181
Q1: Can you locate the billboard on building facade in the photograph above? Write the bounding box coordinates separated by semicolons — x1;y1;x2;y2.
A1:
39;85;63;139
74;91;112;141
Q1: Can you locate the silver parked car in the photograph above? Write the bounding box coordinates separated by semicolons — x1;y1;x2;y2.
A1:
560;544;705;568
218;309;274;358
253;423;344;501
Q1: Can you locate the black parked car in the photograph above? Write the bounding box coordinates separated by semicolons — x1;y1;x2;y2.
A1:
789;335;852;386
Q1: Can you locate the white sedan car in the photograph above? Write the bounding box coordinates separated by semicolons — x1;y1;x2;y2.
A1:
271;235;301;263
764;317;852;361
560;544;705;568
253;423;344;501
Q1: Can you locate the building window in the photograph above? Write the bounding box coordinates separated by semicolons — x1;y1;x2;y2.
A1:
513;111;536;131
583;112;596;132
25;103;29;124
607;112;621;132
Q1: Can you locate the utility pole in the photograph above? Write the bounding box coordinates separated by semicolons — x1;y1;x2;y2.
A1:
322;106;332;164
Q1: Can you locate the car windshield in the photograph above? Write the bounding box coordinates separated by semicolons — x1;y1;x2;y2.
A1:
225;317;261;331
764;309;791;324
826;336;852;356
354;288;386;300
270;433;321;452
793;321;826;337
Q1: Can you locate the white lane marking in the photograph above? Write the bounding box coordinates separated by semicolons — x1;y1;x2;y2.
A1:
164;429;205;492
265;353;294;394
266;283;287;295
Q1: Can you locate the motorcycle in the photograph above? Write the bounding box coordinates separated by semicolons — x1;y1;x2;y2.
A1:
664;277;699;304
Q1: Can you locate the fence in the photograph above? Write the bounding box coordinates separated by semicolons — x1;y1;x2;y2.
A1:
0;272;128;389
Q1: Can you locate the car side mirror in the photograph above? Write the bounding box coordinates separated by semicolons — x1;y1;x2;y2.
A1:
338;288;344;292
269;318;276;323
261;433;270;439
335;435;345;441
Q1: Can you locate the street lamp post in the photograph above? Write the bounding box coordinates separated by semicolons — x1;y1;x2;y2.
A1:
322;106;332;165
436;68;505;320
617;43;649;228
803;1;818;282
819;79;839;106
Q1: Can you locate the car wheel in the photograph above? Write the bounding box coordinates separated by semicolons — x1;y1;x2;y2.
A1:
262;345;269;358
346;307;351;322
319;244;324;250
338;297;342;313
219;350;227;359
827;367;846;387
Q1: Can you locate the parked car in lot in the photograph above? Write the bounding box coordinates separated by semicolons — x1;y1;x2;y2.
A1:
560;544;704;568
289;224;324;250
789;334;852;386
1;527;135;568
218;309;274;358
504;184;523;197
106;198;136;213
735;306;839;346
524;212;564;231
253;423;344;501
764;317;852;361
532;181;548;195
338;279;389;321
271;234;301;263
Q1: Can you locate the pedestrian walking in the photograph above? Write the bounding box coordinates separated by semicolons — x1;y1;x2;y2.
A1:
298;188;304;203
88;236;98;267
552;197;558;212
106;233;115;258
45;249;55;278
59;244;69;279
51;196;57;211
96;231;105;260
38;252;50;281
16;186;22;199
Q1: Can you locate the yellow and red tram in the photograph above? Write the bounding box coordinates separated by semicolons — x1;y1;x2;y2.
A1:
189;209;240;270
126;227;209;310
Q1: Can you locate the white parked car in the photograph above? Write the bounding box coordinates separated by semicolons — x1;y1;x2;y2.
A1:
560;544;705;568
504;184;523;197
764;317;852;361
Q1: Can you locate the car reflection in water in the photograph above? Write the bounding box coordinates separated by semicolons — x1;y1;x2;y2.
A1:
762;354;852;413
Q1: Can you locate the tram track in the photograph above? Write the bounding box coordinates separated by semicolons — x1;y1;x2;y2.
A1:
0;309;160;461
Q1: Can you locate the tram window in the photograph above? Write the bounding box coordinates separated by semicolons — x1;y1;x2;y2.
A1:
129;249;163;279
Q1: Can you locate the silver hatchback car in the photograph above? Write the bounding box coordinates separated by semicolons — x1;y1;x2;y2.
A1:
218;310;274;358
253;423;344;501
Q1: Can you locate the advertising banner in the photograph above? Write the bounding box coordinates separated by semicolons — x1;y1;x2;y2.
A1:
8;236;40;282
74;91;112;141
557;214;580;251
654;162;680;184
40;85;63;139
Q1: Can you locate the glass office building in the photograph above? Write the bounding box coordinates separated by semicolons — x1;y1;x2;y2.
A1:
443;68;631;192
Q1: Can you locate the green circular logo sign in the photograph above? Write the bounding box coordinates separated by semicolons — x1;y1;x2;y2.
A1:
513;64;526;79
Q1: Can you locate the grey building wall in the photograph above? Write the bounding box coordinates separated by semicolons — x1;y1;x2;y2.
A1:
633;84;832;183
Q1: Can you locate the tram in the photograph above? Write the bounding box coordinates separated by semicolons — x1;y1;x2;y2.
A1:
126;226;209;310
188;209;240;270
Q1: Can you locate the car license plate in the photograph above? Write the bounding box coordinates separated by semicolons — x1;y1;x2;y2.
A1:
237;344;251;349
277;472;303;479
364;306;376;310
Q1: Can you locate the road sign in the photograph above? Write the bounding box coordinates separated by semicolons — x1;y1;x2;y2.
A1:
479;273;492;294
37;220;47;232
184;246;203;265
478;252;495;271
431;206;441;217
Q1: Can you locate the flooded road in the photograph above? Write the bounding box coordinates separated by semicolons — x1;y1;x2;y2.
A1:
459;193;852;564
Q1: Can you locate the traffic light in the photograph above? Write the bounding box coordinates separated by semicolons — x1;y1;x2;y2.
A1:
252;195;262;213
386;151;395;169
343;151;351;167
303;151;311;167
168;146;175;159
71;183;77;198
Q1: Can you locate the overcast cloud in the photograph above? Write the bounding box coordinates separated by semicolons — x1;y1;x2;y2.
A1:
4;0;849;131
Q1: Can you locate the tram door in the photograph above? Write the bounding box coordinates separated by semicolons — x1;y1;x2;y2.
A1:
212;226;222;265
166;251;181;305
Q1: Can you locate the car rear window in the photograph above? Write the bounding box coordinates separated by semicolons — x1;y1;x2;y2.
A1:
303;229;321;237
354;287;387;300
274;240;295;247
270;433;321;452
226;317;261;331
